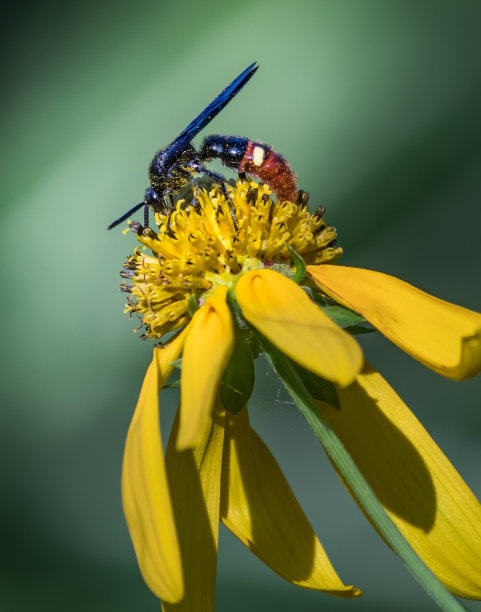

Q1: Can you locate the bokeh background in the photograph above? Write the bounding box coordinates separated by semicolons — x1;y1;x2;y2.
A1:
2;0;481;610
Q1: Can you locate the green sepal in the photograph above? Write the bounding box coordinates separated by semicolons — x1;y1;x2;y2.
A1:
318;303;367;328
163;379;180;389
320;304;375;335
292;362;340;409
227;286;263;358
187;293;199;316
249;337;263;360
302;285;375;333
345;323;376;335
220;340;255;414
285;243;306;283
169;358;183;370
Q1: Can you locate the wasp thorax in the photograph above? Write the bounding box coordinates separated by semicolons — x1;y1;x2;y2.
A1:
148;145;197;195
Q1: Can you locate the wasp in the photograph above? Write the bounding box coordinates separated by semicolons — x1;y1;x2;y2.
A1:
107;62;308;231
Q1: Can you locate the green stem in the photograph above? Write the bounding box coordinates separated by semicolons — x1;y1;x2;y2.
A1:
261;337;467;612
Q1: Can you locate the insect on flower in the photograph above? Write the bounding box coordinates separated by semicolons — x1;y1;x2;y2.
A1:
107;62;308;231
120;178;481;609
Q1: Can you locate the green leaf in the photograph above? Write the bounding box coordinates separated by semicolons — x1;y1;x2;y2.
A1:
220;340;255;414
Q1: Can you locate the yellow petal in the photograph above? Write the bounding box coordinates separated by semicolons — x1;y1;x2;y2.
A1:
178;285;234;450
235;269;363;387
307;264;481;380
163;402;225;611
319;364;481;599
121;328;190;602
220;407;361;598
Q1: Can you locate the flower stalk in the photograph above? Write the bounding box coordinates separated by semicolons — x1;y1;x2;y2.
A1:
259;333;467;612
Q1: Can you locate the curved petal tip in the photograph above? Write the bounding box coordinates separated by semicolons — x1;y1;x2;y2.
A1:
308;264;481;380
236;269;363;387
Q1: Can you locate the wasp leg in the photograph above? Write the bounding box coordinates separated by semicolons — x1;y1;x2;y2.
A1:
166;214;175;237
163;192;176;238
162;191;175;213
186;161;238;231
144;204;149;228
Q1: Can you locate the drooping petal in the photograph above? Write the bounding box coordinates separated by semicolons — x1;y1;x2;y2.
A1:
178;285;234;450
235;269;363;387
318;364;481;599
220;406;361;598
121;328;190;602
307;264;481;380
163;402;225;611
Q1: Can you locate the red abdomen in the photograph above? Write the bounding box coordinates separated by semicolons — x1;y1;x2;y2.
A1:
238;141;299;202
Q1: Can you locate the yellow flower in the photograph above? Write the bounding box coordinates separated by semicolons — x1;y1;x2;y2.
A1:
120;179;481;608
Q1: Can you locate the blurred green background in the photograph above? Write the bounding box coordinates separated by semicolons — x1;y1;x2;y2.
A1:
2;0;481;610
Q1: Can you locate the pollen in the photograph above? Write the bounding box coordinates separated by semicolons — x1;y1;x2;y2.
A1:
121;179;342;339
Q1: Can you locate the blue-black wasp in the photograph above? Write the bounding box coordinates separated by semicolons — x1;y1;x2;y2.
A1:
107;62;259;230
108;62;308;231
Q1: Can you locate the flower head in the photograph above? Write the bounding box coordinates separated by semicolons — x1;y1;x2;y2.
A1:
120;179;481;608
121;180;342;339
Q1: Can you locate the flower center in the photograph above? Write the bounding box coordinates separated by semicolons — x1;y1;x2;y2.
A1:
121;179;342;339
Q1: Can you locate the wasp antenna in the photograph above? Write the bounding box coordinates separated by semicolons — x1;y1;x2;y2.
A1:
107;201;145;230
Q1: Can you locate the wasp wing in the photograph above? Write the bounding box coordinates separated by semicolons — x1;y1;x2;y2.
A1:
174;62;258;146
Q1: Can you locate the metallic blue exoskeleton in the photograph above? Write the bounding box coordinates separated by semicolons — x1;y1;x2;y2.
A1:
107;62;258;230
